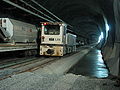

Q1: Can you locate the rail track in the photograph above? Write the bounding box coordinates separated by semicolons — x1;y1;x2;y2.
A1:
0;57;40;69
0;49;80;80
0;56;61;80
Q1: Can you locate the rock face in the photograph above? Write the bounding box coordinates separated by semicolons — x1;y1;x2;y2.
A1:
102;0;120;76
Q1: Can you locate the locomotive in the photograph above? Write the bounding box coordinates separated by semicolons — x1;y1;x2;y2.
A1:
0;18;76;57
0;18;37;54
40;22;76;56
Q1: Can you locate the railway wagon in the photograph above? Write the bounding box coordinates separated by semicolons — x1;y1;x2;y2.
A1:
0;18;37;53
40;22;76;56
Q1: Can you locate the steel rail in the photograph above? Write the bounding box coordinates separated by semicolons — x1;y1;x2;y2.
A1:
0;57;59;80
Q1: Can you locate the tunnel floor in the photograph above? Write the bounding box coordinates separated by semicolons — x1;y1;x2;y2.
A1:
68;48;109;78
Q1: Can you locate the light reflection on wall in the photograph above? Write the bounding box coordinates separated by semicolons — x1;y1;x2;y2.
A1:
98;32;104;43
106;23;110;32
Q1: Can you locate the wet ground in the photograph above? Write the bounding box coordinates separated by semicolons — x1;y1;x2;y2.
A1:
68;48;109;78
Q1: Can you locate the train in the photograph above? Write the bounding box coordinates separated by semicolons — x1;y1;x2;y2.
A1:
39;22;76;56
0;18;37;56
0;18;77;57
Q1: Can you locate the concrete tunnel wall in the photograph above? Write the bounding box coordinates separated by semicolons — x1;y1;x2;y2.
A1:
102;0;120;76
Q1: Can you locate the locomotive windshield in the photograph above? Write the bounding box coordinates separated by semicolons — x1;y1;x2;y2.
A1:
44;25;60;35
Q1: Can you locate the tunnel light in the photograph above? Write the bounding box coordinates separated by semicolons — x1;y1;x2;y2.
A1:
98;36;101;43
106;24;109;32
101;32;104;39
98;32;104;43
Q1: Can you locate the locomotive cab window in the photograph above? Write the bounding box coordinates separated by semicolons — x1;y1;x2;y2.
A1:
44;25;60;35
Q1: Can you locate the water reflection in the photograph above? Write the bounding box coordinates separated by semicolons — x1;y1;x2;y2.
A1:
68;49;109;78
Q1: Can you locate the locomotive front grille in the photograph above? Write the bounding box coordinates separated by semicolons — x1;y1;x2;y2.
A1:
46;49;54;54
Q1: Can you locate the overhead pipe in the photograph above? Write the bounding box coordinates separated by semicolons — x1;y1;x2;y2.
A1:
30;0;73;27
31;0;64;22
19;0;56;22
3;0;72;27
2;0;54;22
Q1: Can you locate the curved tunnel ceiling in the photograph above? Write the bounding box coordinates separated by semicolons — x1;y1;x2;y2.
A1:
0;0;114;44
36;0;114;43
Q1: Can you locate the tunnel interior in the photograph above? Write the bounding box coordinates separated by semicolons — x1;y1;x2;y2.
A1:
0;0;114;46
0;0;120;76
